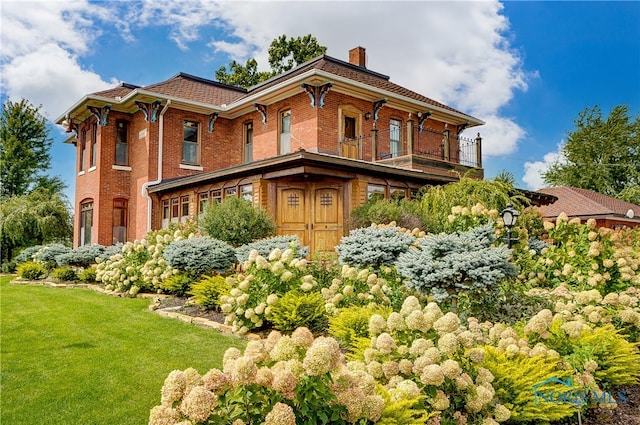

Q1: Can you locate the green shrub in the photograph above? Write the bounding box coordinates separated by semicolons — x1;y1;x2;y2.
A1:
16;261;48;280
198;196;276;246
162;236;236;277
189;275;231;310
51;267;78;282
336;224;416;268
329;305;391;350
159;272;194;297
1;260;16;273
78;266;97;282
235;234;309;263
14;245;42;263
268;290;328;332
348;196;422;230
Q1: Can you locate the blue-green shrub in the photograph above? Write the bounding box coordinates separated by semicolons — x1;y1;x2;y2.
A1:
162;236;236;276
396;223;516;304
336;225;415;268
235;234;308;263
14;245;43;263
34;244;71;266
55;244;106;267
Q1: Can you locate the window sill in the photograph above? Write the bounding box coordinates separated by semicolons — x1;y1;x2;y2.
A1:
88;166;97;172
180;163;203;171
112;165;132;171
78;170;85;176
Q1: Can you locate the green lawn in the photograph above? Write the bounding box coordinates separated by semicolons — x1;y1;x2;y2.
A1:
0;275;246;425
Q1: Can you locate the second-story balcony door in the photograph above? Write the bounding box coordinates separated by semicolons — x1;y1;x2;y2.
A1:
341;115;359;159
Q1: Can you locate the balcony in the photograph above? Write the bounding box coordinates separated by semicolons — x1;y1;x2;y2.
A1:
374;126;483;178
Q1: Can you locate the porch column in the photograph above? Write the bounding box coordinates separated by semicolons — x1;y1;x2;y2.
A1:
371;127;378;161
475;133;482;168
407;115;414;155
443;125;450;161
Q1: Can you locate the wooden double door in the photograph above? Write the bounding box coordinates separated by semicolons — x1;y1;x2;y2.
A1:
277;183;344;254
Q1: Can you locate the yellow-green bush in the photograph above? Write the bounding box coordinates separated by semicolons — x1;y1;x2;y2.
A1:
16;261;47;280
329;305;391;351
189;275;231;310
51;266;77;282
268;290;328;332
482;347;577;423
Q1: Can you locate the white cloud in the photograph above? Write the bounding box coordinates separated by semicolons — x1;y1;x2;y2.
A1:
522;143;565;190
3;44;117;120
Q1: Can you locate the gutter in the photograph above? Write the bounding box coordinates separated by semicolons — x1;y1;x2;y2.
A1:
141;99;171;232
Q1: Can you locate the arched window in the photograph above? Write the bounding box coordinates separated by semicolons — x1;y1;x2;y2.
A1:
79;200;93;246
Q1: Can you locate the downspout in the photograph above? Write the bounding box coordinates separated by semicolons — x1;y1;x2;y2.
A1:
141;99;171;232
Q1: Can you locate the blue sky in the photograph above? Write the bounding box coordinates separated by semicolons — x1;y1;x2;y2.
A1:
1;1;639;203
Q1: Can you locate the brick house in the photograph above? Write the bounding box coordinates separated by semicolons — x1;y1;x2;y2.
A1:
57;47;485;254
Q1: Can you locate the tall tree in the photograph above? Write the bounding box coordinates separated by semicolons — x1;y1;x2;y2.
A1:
543;105;640;198
215;34;327;88
0;99;57;198
0;188;72;263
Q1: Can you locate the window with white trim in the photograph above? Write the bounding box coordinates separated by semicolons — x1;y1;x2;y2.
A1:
183;120;199;164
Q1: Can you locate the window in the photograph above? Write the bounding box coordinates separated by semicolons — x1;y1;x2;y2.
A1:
225;187;237;198
113;199;127;244
279;110;291;155
79;129;87;171
171;198;179;223
367;185;385;200
241;184;253;202
115;121;128;165
198;193;209;213
180;196;189;222
390;187;407;199
79;200;93;246
162;200;170;229
344;116;356;140
211;189;222;204
390;119;401;157
89;123;98;168
244;122;253;163
183;121;199;164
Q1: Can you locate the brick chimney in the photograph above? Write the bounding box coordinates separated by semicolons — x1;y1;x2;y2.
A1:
349;46;367;68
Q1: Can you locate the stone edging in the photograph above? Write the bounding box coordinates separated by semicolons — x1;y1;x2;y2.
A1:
10;278;260;340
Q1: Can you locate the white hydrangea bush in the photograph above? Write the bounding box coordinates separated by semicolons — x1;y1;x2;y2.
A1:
96;227;196;294
220;248;317;334
149;328;384;425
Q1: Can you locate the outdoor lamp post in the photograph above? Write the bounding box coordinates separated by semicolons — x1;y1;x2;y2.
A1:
500;202;520;248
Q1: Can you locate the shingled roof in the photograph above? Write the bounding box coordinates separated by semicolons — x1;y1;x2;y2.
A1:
536;186;640;219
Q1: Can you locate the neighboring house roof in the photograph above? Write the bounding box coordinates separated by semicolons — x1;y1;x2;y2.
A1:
536;186;640;220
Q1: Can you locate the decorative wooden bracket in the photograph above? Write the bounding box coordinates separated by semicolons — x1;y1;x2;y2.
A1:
135;100;162;122
456;122;470;138
300;82;333;108
64;114;78;135
372;98;387;122
87;105;111;126
254;103;267;124
418;111;432;132
208;112;219;132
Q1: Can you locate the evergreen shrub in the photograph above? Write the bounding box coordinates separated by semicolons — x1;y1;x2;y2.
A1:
16;261;47;280
163;236;236;277
34;243;71;266
235;234;308;263
51;266;78;282
159;272;194;297
78;265;97;282
328;305;391;350
55;244;106;267
189;275;231;310
268;290;328;332
337;224;416;268
14;245;42;263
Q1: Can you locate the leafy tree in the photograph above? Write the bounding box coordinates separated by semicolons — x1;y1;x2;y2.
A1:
267;34;327;74
198;197;276;246
543;105;640;198
0;99;61;198
0;188;72;262
215;34;327;88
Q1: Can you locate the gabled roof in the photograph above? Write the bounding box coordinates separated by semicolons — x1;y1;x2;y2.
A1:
536;186;640;219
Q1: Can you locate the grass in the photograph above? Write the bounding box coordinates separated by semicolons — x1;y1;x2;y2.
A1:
0;275;246;425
